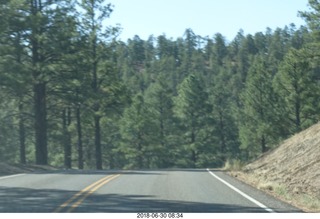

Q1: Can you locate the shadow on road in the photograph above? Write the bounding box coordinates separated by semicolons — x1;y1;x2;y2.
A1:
0;186;301;213
79;193;269;213
30;169;165;176
0;186;74;212
30;168;225;176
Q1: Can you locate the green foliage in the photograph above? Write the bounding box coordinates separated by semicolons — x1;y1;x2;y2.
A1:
210;68;240;160
239;55;280;156
273;47;320;133
173;75;213;167
143;75;177;168
300;0;320;40
119;93;158;169
1;1;320;169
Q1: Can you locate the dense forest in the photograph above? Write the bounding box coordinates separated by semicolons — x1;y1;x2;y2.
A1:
1;0;320;169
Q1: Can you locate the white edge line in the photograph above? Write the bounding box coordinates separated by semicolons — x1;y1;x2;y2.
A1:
206;168;275;213
0;173;27;180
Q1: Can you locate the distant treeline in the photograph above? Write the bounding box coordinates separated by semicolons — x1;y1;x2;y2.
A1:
1;0;320;169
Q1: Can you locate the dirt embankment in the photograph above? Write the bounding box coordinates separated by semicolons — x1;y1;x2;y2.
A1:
230;122;320;212
0;162;58;176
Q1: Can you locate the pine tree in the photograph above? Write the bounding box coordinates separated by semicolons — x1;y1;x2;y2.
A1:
210;68;239;162
0;1;31;164
173;75;212;167
120;93;157;169
144;74;176;167
77;0;119;169
239;55;279;157
299;0;320;40
273;48;319;133
0;0;77;165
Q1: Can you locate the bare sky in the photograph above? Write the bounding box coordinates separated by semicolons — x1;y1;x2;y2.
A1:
107;0;309;41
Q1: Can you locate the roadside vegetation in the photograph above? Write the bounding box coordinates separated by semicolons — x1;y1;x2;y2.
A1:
227;122;320;212
1;1;320;176
230;170;320;212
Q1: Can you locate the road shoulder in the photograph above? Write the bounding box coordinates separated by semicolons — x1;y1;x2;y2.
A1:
207;168;303;213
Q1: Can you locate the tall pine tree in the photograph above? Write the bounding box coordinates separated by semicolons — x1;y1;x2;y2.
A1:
173;75;212;167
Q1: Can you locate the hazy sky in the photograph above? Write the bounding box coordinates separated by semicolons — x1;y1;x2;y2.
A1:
107;0;310;42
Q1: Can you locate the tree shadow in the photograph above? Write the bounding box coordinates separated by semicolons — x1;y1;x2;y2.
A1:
0;186;75;212
77;193;270;213
31;169;165;175
0;186;302;213
30;168;222;175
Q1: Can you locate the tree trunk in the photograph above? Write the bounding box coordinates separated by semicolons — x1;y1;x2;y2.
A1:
159;101;167;167
191;125;196;168
62;108;72;168
31;0;48;165
19;102;26;164
190;113;197;168
261;135;267;153
95;115;102;170
34;83;48;165
191;149;196;168
218;110;227;162
219;110;226;153
76;106;83;169
295;100;301;132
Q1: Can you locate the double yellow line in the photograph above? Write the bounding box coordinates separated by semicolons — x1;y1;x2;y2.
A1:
54;174;121;213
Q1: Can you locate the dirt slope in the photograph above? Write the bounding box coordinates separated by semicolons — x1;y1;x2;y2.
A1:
234;122;320;212
0;162;58;176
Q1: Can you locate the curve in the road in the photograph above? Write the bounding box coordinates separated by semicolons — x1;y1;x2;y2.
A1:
54;174;121;212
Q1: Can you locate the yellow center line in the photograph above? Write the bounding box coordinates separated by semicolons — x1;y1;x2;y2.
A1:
67;174;121;212
54;174;121;213
54;174;113;212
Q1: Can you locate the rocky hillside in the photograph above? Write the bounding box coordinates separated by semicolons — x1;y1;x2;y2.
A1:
235;122;320;212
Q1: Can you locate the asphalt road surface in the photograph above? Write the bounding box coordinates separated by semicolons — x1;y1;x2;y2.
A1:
0;169;302;213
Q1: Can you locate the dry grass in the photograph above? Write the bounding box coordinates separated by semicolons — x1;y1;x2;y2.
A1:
223;159;245;171
229;171;320;212
228;123;320;212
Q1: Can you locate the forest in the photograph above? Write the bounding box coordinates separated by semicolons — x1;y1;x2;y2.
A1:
1;0;320;170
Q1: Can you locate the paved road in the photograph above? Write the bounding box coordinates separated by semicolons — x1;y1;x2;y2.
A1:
0;169;302;213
